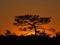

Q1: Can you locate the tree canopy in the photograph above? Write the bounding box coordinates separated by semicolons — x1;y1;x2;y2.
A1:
13;15;51;36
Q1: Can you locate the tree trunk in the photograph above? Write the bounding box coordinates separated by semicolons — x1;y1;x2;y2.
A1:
28;23;37;36
33;24;36;36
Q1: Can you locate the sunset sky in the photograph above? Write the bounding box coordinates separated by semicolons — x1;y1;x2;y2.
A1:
0;0;60;36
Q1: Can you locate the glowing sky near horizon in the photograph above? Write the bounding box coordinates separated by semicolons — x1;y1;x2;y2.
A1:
0;0;60;36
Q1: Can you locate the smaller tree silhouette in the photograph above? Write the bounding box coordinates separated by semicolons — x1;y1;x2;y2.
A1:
14;15;51;36
5;29;11;35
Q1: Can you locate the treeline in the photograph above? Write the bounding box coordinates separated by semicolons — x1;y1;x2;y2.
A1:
0;34;60;45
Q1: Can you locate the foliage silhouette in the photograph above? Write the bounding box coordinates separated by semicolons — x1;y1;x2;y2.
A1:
14;15;51;36
5;29;11;35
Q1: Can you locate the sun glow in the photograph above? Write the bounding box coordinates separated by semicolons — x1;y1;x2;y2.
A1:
15;28;56;38
11;23;56;38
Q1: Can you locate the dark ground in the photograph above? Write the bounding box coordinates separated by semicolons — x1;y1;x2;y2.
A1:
0;34;60;45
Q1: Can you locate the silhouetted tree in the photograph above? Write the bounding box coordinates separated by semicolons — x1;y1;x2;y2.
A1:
13;15;51;36
5;29;11;35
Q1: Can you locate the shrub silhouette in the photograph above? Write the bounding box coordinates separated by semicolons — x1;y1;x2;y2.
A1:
5;29;11;35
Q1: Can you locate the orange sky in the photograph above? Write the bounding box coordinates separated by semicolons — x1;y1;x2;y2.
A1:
0;0;60;36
